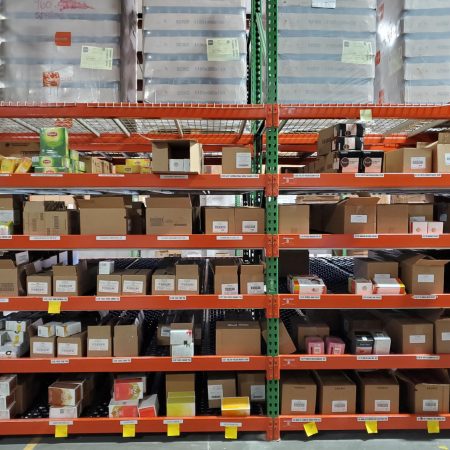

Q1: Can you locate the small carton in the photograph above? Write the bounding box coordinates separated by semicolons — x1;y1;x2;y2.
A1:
113;321;141;357
428;222;444;235
350;331;374;355
97;273;122;295
53;261;94;296
0;402;17;419
356;371;399;414
396;370;450;414
27;272;52;297
384;316;433;354
138;394;159;417
429;314;450;354
30;336;56;358
87;325;112;357
166;373;195;394
373;278;405;295
99;261;115;275
384;147;432;173
410;221;428;235
40;127;69;157
57;332;87;357
207;373;237;408
371;331;391;355
151;268;176;295
108;399;139;418
175;263;200;294
288;276;326;295
0;392;15;410
170;323;194;346
315;371;357;415
281;372;317;415
353;258;399;281
377;204;409;234
114;377;145;401
49;402;82;419
55;322;82;338
221;397;250;417
409;203;434;223
166;391;196;417
48;381;83;407
235;207;265;234
348;278;373;295
306;336;325;355
237;372;265;403
240;264;264;295
325;337;346;355
0;260;33;297
222;147;252;174
0;375;17;396
433;143;450;173
212;260;239;296
204;207;235;234
279;205;310;234
171;343;194;357
215;321;261;355
121;269;151;295
152;140;202;174
297;322;330;352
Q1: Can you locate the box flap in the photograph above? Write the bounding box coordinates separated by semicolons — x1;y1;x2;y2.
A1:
341;197;380;206
0;260;15;269
402;254;450;267
53;265;78;276
146;196;192;208
78;197;126;209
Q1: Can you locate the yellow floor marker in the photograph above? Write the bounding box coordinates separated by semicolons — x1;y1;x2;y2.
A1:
365;421;378;434
122;423;135;438
48;300;61;314
55;424;68;438
225;426;238;439
167;423;180;437
303;422;318;438
428;420;440;434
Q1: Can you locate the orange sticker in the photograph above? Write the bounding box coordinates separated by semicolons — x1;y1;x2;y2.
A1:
55;32;72;47
43;72;60;87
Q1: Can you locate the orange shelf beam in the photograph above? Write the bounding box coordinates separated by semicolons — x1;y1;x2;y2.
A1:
279;354;450;371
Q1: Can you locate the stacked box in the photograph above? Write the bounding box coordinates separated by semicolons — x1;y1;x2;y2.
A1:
0;0;137;102
278;0;377;104
143;0;247;104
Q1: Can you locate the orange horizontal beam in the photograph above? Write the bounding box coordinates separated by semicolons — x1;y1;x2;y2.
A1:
279;414;450;432
1;295;268;312
279;354;450;371
0;416;271;436
0;356;269;374
0;234;266;250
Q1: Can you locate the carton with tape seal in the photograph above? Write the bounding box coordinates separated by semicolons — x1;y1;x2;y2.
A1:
377;204;409;234
166;373;195;395
384;147;432;173
152;268;176;295
281;372;317;415
53;261;95;296
235;207;264;234
212;259;239;296
204;207;235;234
97;273;122;295
87;325;112;357
237;372;265;403
175;263;200;294
121;269;151;295
27;272;52;297
353;258;399;281
57;331;87;357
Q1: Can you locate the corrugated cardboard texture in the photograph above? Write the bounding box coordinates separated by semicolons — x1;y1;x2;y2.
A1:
281;372;317;415
279;205;310;234
215;321;261;355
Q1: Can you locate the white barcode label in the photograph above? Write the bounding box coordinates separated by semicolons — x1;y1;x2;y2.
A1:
300;234;322;239
411;157;426;169
291;399;307;412
30;236;60;241
221;284;239;295
208;384;223;400
219;295;243;300
236;152;252;169
95;297;120;302
355;173;384;178
163;419;184;424
177;279;198;292
293;173;321;179
98;280;120;293
122;280;144;294
242;221;258;233
251;385;265;401
220;422;242;428
363;295;382;301
299;295;321;300
172;357;192;363
113;358;131;364
50;359;69;365
332;400;348;413
357;355;379;361
120;420;138;425
410;334;426;344
423;399;439;412
417;417;446;422
220;174;259;179
221;357;250;363
88;339;109;351
28;282;49;295
416;355;440;361
415;173;441;178
413;295;437;300
43;297;68;302
418;274;435;283
160;175;188;180
169;296;187;301
155;279;175;291
55;280;76;293
299;356;327;362
96;236;126;241
351;215;367;224
213;221;229;234
216;235;243;241
157;236;190;241
354;234;378;239
375;400;391;412
291;418;322;423
49;420;73;426
247;282;264;294
442;332;450;341
57;343;78;356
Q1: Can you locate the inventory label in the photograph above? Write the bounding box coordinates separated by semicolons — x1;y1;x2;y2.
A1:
299;356;327;362
298;295;321;300
43;297;68;302
96;236;126;241
362;295;382;301
417;417;446;422
113;358;131;364
216;236;243;241
416;355;440;361
95;297;120;302
293;174;321;179
172;357;192;363
220;422;242;427
357;355;379;361
221;357;250;363
354;234;378;239
355;173;384;178
219;295;243;300
51;359;69;365
164;419;184;424
413;295;437;300
299;234;322;239
291;417;322;423
169;296;187;301
220;174;259;179
30;236;60;241
414;174;442;178
357;416;388;422
160;175;189;180
157;236;190;241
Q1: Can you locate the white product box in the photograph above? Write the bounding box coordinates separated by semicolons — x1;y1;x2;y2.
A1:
371;331;391;355
55;322;82;338
0;402;16;420
170;343;195;357
99;261;115;275
404;38;450;58
0;375;17;396
405;62;450;81
403;14;450;34
49;402;82;419
279;0;376;8
170;329;194;346
38;322;62;338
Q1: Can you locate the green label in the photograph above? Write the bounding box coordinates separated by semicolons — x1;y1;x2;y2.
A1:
206;38;240;62
80;46;113;70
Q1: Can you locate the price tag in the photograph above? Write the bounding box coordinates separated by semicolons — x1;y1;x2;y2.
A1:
219;295;243;300
416;355;440;361
172;357;192;363
414;174;442;178
216;236;243;241
113;358;131;364
29;236;61;241
298;295;321;300
357;417;388;422
291;418;322;423
220;174;259;179
300;234;322;239
0;298;8;303
355;173;384;178
221;357;250;363
0;236;12;240
362;295;382;301
423;234;440;239
96;297;121;302
160;175;189;180
299;356;327;362
293;174;321;179
357;355;379;361
413;295;437;300
96;236;126;241
417;417;446;422
31;174;63;178
51;359;69;365
169;296;187;301
220;422;242;427
157;236;190;241
98;174;125;178
354;234;379;239
43;297;68;302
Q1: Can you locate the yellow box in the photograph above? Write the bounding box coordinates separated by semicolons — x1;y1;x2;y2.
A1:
166;391;195;417
126;158;151;169
221;397;250;417
141;167;152;174
123;166;140;174
114;165;127;174
15;158;32;174
1;158;19;174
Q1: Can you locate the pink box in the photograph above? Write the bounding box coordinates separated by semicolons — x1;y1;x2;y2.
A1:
428;222;443;234
306;336;324;355
325;337;346;355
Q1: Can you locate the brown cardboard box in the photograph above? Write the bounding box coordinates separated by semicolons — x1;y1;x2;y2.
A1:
297;322;330;352
240;264;264;295
113;322;141;357
207;373;237;408
356;371;400;414
322;197;379;234
152;268;176;295
57;331;87;357
97;273;122;295
212;260;239;295
0;260;33;296
384;315;433;354
222;147;252;174
353;258;399;280
237;372;265;403
262;320;296;354
279;250;309;278
377;204;409;234
215;321;261;355
397;370;450;414
281;372;317;415
87;325;112;357
121;269;151;295
53;261;94;296
204;207;235;234
235;208;265;234
81;156;104;174
78;197;133;235
384;147;432;173
146;196;193;235
152;140;203;174
433;316;450;354
279;205;310;234
409;204;434;222
175;263;200;294
315;371;356;415
48;381;83;407
400;254;449;295
317;125;336;156
166;373;195;394
433;143;450;173
30;336;56;358
27;272;52;297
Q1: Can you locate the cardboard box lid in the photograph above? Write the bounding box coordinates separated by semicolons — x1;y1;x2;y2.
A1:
339;197;380;206
0;260;16;269
146;196;192;208
78;197;127;209
216;321;260;331
53;263;85;276
0;196;16;209
316;371;355;387
401;254;450;268
357;371;399;386
240;264;264;275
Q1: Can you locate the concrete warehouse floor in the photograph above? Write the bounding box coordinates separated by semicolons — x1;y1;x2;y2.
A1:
1;432;450;450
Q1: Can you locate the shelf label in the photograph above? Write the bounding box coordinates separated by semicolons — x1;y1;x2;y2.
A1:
299;356;327;362
169;296;187;301
354;234;379;239
31;174;63;178
30;236;61;241
113;358;131;364
221;357;250;363
362;295;382;301
0;298;8;303
413;295;437;300
298;295;321;300
0;236;12;240
96;297;120;302
98;174;125;178
414;174;442;178
220;422;242;427
423;234;440;239
291;418;322;423
51;359;69;365
120;420;138;425
172;357;192;363
293;174;321;179
220;174;259;179
43;297;68;302
216;235;243;241
357;416;388;422
355;173;384;178
417;417;446;422
416;355;440;361
96;236;126;241
160;175;189;180
219;295;243;300
50;420;73;426
357;355;379;361
157;236;190;241
164;419;184;424
0;174;10;177
300;234;322;240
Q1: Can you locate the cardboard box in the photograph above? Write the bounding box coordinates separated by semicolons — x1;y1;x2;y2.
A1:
27;272;52;297
166;391;196;417
146;196;193;235
38;321;61;338
297;323;330;352
337;151;362;173
40;128;69;157
122;269;151;295
49;402;82;419
240;264;264;295
97;274;122;295
53;261;93;296
377;204;409;234
281;373;317;415
108;399;139;418
138;395;159;418
235;207;265;234
356;371;399;414
237;372;265;403
114;377;145;401
409;204;434;223
87;325;112;357
99;261;115;275
204;207;235;234
0;393;13;410
288;276;326;294
222;147;252;174
397;370;450;414
207;373;237;408
57;332;86;357
221;397;250;417
151;268;176;295
361;151;384;174
166;373;195;394
212;260;239;295
433;144;450;173
384;147;432;173
325;337;345;355
30;336;56;358
14;375;37;415
385;316;433;354
0;195;21;232
353;258;399;281
170;323;194;346
0;260;32;297
315;371;356;415
371;331;392;355
0;375;16;396
306;337;325;355
400;254;449;295
350;331;374;355
317;125;337;156
55;322;82;338
373;278;405;295
262;320;296;355
157;324;171;346
175;263;200;294
215;321;261;355
114;322;141;357
152;140;203;174
348;278;373;295
171;342;194;357
279;205;310;234
48;381;82;407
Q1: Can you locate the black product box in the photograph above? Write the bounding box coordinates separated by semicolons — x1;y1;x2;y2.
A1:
337;151;363;173
333;137;364;151
335;124;365;138
350;331;374;355
360;151;384;174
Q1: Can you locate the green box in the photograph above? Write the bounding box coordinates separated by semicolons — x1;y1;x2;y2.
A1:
39;127;69;158
77;160;86;172
70;149;80;161
32;155;71;168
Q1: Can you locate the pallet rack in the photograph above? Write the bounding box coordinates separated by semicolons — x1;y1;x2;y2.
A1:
0;0;450;441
